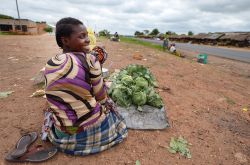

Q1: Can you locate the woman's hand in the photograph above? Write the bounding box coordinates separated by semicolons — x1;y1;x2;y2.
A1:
105;98;116;112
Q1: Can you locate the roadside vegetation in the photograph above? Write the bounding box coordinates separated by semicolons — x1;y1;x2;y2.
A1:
119;36;163;50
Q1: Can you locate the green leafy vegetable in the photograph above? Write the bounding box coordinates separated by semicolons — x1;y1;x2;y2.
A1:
135;77;148;90
130;85;141;92
116;70;128;81
121;75;134;86
108;64;164;110
147;88;163;108
168;136;192;159
132;91;147;106
126;64;158;87
0;91;14;99
111;84;132;107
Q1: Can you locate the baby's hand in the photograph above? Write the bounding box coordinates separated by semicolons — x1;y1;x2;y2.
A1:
91;46;108;65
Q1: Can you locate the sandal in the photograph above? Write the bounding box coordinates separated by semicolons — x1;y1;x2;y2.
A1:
5;145;58;162
9;132;38;158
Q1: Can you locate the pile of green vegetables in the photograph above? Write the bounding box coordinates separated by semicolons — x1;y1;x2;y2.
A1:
108;64;163;111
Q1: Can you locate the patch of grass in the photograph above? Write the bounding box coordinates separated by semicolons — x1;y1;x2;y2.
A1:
0;31;10;35
120;36;163;51
224;96;236;105
0;31;17;35
168;136;192;159
0;91;14;99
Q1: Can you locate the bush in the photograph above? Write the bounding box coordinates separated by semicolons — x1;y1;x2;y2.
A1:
44;26;53;33
188;31;194;36
0;14;14;19
134;31;144;36
99;29;110;37
150;28;160;36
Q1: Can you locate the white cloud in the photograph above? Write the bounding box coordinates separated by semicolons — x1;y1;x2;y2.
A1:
0;0;249;35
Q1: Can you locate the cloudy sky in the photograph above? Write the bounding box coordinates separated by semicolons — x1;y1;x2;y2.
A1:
1;0;250;35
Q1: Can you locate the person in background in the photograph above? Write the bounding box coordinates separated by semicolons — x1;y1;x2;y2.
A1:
169;43;176;53
114;32;119;39
162;38;169;51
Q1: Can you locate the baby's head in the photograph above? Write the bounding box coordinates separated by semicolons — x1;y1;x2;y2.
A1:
56;17;90;53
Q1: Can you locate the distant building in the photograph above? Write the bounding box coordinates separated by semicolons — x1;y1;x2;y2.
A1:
169;32;250;47
0;18;48;35
218;32;250;47
36;21;48;34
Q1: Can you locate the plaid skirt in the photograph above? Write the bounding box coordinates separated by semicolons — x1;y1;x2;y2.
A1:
47;111;128;156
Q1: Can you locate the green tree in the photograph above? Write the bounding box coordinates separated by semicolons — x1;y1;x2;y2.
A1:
0;14;14;19
150;28;160;36
188;31;194;36
157;33;165;40
143;30;149;35
165;31;177;38
99;29;110;37
44;26;53;33
171;32;177;35
165;31;172;35
134;31;144;36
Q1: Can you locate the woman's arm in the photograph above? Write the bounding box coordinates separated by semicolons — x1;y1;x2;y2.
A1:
87;54;108;105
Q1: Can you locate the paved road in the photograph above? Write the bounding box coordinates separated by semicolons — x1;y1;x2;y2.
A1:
137;38;250;63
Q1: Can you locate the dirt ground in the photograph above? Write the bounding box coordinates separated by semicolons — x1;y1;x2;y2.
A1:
0;34;249;165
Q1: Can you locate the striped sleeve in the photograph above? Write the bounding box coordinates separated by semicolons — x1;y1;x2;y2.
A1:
87;54;107;104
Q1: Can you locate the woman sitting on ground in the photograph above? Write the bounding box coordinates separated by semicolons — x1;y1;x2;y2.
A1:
43;17;128;155
169;43;176;53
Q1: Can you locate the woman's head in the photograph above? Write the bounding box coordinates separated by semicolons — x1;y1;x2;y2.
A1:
56;17;90;53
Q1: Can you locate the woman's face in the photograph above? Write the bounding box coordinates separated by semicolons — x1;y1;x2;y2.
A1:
63;24;90;53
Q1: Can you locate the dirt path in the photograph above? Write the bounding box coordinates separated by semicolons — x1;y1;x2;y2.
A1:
0;35;249;165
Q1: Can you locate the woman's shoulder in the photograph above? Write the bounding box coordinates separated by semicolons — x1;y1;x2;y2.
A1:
45;53;78;71
46;52;98;70
47;52;86;63
46;54;66;66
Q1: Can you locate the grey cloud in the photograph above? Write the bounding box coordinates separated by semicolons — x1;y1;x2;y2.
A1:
60;0;124;6
193;0;250;13
1;0;250;35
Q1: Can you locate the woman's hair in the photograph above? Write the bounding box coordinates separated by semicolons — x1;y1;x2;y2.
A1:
55;17;83;48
